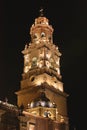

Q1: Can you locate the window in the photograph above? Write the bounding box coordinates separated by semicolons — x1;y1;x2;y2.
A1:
41;32;45;37
30;76;35;82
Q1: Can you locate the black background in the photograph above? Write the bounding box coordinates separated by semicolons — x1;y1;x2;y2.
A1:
0;0;87;130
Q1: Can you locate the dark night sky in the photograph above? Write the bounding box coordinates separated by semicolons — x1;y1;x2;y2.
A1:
0;0;87;129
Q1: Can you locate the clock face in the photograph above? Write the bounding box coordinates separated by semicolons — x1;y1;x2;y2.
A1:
32;57;37;62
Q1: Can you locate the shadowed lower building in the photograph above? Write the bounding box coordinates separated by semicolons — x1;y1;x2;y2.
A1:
0;100;20;130
0;10;69;130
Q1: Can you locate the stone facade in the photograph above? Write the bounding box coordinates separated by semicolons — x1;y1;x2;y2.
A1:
0;10;69;130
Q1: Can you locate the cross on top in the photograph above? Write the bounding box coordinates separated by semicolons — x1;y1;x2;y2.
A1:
39;7;44;16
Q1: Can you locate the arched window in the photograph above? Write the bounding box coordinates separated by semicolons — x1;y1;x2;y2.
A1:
41;32;45;37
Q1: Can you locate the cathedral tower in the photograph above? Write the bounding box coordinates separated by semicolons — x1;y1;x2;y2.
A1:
16;10;69;130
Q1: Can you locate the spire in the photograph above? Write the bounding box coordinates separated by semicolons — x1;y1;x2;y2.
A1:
39;7;44;16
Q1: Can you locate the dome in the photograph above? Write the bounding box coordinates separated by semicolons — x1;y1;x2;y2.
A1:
29;92;56;108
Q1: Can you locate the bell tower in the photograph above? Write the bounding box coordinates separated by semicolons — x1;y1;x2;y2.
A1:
16;9;69;130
